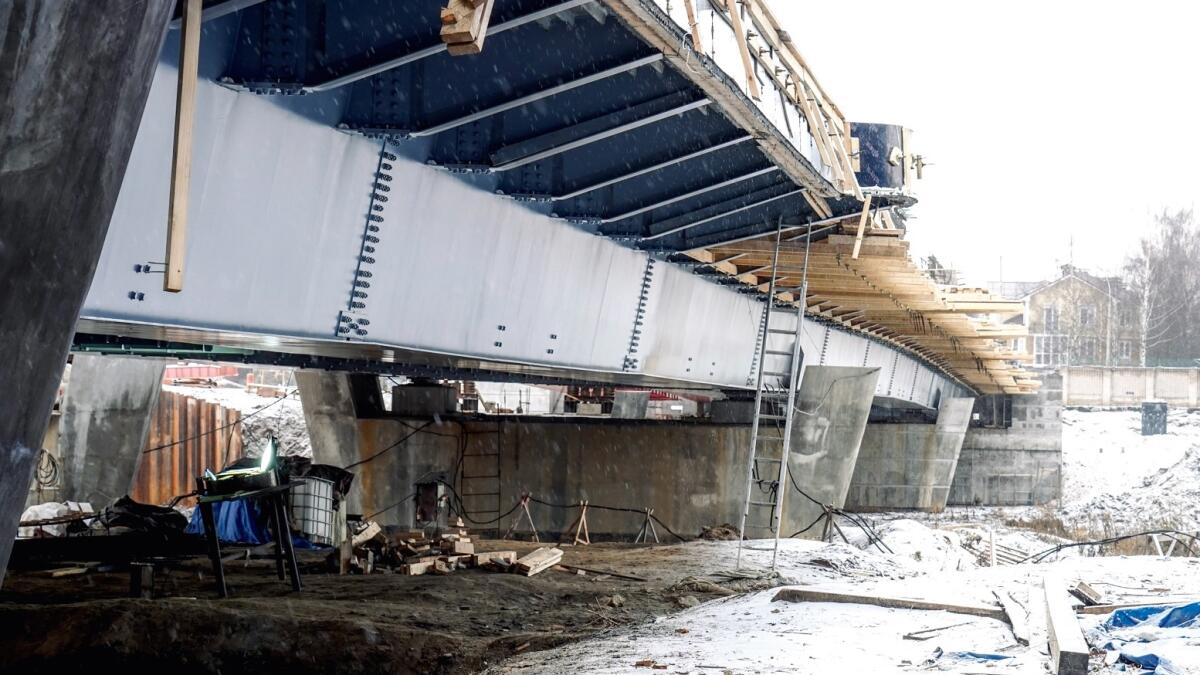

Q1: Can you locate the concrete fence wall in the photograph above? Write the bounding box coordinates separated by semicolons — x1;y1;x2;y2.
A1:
1063;367;1200;407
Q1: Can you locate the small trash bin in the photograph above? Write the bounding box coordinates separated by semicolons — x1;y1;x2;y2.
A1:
1141;400;1168;436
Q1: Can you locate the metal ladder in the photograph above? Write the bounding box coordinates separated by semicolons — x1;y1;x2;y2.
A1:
737;223;811;569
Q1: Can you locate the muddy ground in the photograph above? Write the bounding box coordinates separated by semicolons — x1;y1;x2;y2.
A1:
0;539;792;675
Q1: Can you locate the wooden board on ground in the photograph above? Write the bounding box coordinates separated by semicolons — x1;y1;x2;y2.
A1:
474;550;517;567
1043;576;1089;675
771;587;1007;622
403;560;436;576
993;589;1030;646
1068;581;1103;606
558;564;647;582
1077;598;1200;615
514;547;563;576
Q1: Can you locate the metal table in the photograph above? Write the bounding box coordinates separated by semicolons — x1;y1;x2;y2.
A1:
196;482;301;598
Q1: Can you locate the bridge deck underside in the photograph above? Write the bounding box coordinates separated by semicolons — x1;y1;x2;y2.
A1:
78;0;986;406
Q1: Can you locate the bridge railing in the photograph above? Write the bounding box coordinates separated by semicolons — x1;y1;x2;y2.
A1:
651;0;860;198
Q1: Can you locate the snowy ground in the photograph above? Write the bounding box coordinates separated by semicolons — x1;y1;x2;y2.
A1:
489;538;1200;674
1058;408;1200;534
163;383;312;457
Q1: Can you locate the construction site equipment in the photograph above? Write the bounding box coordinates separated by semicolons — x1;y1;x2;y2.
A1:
288;476;335;546
737;223;811;569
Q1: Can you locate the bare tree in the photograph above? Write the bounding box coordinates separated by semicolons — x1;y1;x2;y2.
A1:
1123;209;1199;365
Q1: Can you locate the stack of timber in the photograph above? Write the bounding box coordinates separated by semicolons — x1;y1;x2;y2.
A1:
345;518;522;576
439;0;496;55
685;222;1038;395
512;547;564;577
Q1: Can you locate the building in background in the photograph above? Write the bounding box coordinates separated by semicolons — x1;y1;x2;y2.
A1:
992;266;1142;369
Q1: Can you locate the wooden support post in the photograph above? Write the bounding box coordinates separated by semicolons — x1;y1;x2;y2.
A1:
164;0;202;293
722;0;760;100
1044;576;1089;675
682;0;703;51
634;508;659;544
561;501;591;546
850;194;873;260
503;494;540;542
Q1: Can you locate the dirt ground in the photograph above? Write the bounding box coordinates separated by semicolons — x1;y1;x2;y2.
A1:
0;539;789;675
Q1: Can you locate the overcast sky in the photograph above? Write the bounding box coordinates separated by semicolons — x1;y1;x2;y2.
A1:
775;1;1200;284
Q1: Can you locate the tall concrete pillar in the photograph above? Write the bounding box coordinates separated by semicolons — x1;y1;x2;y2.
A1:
297;371;455;523
783;366;880;536
57;355;166;506
0;2;173;585
844;397;975;512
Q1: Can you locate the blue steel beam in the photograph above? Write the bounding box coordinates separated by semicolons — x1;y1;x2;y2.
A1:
491;97;712;171
305;0;600;93
640;189;808;242
408;53;665;138
551;134;753;201
598;166;779;224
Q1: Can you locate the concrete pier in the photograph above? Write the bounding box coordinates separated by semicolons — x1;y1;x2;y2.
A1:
0;2;172;585
949;373;1064;506
299;366;879;540
845;397;975;512
57;355;166;507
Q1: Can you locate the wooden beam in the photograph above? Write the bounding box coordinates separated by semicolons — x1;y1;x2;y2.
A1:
1043;576;1089;675
850;194;873;260
772;587;1006;622
722;0;761;100
442;0;497;55
682;0;703;51
164;0;202;293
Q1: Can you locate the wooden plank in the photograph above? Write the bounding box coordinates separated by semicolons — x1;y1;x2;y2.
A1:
1068;581;1103;606
993;590;1030;646
772;588;1006;622
514;546;564;576
682;0;702;51
558;564;647;582
1076;598;1200;615
850;194;873;260
442;0;496;55
164;0;201;293
1043;576;1089;675
473;550;517;566
721;0;760;100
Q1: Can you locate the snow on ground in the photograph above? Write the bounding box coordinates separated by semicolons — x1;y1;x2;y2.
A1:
163;383;312;457
492;538;1200;674
1061;408;1200;508
1059;408;1200;533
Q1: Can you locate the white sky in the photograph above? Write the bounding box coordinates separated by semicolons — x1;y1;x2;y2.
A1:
776;1;1200;284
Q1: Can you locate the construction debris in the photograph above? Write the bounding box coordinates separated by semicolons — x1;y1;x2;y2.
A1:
513;547;564;577
1044;576;1090;675
1069;580;1104;606
771;587;1007;621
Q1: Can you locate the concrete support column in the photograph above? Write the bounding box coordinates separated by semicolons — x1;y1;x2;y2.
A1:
297;370;457;523
0;2;172;585
1190;370;1199;408
1102;368;1113;406
57;355;165;506
845;397;975;512
297;370;367;513
1146;368;1157;400
783;366;880;536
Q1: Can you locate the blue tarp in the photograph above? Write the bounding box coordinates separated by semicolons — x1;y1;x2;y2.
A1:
186;501;327;549
1090;602;1200;673
186;500;270;544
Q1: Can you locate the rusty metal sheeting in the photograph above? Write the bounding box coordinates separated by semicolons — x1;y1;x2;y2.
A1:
132;391;244;506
